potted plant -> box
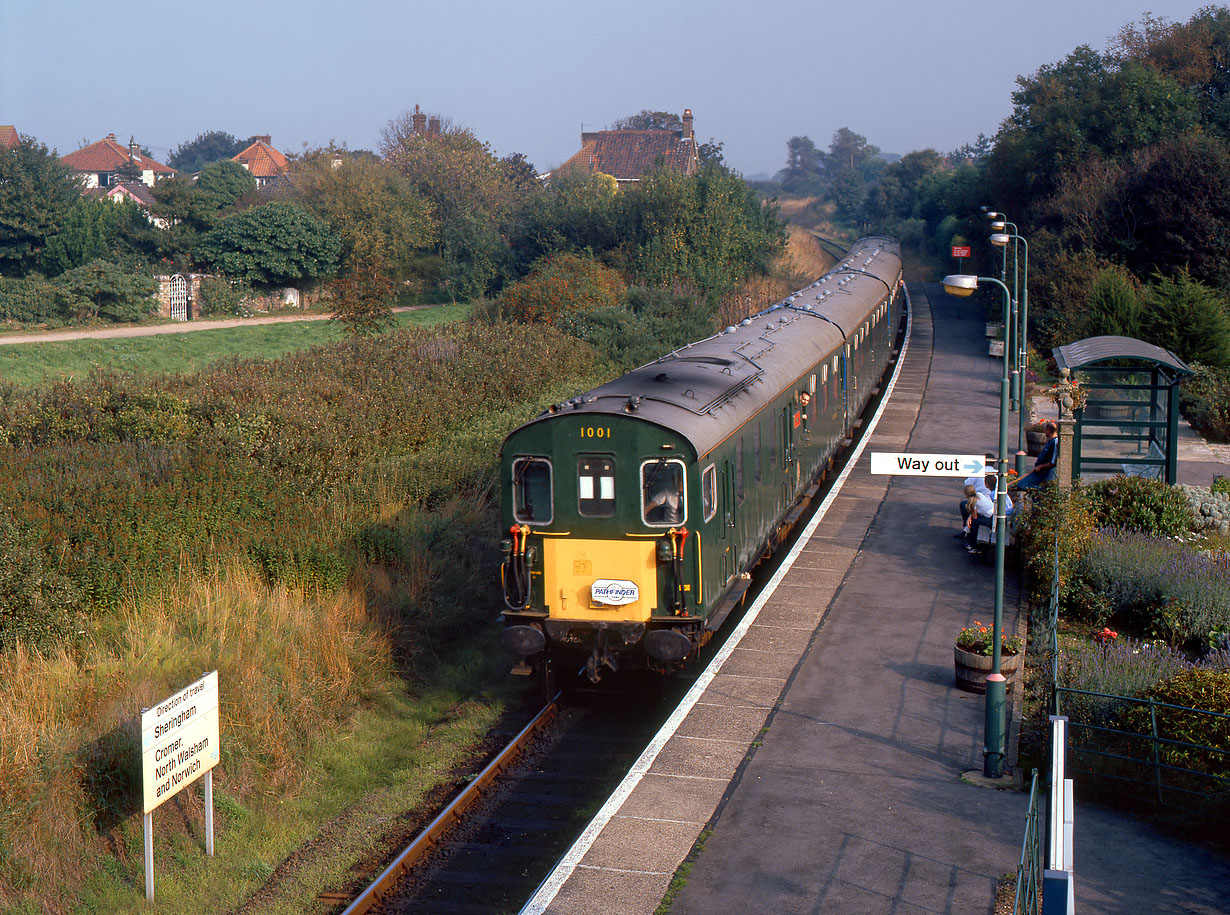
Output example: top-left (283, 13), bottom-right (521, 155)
top-left (954, 621), bottom-right (1024, 693)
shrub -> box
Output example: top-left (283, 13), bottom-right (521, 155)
top-left (1015, 483), bottom-right (1098, 605)
top-left (1118, 669), bottom-right (1230, 783)
top-left (565, 285), bottom-right (717, 370)
top-left (0, 275), bottom-right (79, 324)
top-left (0, 512), bottom-right (83, 653)
top-left (1075, 530), bottom-right (1230, 646)
top-left (498, 253), bottom-right (626, 326)
top-left (1141, 271), bottom-right (1230, 370)
top-left (1213, 475), bottom-right (1230, 497)
top-left (196, 275), bottom-right (251, 317)
top-left (1086, 475), bottom-right (1194, 535)
top-left (1181, 363), bottom-right (1230, 443)
top-left (54, 260), bottom-right (157, 323)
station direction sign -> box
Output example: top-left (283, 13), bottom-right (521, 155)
top-left (870, 452), bottom-right (989, 477)
top-left (141, 671), bottom-right (220, 815)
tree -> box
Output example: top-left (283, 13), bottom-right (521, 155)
top-left (194, 159), bottom-right (258, 213)
top-left (291, 149), bottom-right (436, 282)
top-left (167, 130), bottom-right (246, 174)
top-left (331, 262), bottom-right (397, 336)
top-left (610, 110), bottom-right (682, 131)
top-left (197, 202), bottom-right (341, 287)
top-left (39, 196), bottom-right (157, 276)
top-left (1141, 271), bottom-right (1230, 369)
top-left (381, 111), bottom-right (522, 298)
top-left (0, 137), bottom-right (84, 275)
top-left (780, 136), bottom-right (825, 194)
top-left (825, 127), bottom-right (880, 177)
top-left (1083, 266), bottom-right (1142, 339)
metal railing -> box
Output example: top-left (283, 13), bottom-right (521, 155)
top-left (1054, 687), bottom-right (1230, 809)
top-left (1013, 769), bottom-right (1043, 915)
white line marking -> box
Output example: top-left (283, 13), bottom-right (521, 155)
top-left (519, 287), bottom-right (915, 915)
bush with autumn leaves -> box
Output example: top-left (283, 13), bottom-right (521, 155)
top-left (498, 253), bottom-right (626, 326)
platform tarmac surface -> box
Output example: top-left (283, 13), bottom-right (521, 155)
top-left (524, 282), bottom-right (1230, 915)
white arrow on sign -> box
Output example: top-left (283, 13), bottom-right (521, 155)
top-left (870, 452), bottom-right (993, 477)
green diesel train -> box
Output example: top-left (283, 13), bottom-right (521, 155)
top-left (500, 237), bottom-right (903, 683)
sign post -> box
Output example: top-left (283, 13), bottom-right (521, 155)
top-left (140, 671), bottom-right (220, 902)
top-left (869, 452), bottom-right (989, 477)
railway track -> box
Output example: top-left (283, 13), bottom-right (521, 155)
top-left (335, 301), bottom-right (910, 915)
top-left (340, 677), bottom-right (690, 915)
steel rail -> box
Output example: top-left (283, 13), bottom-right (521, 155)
top-left (338, 694), bottom-right (561, 914)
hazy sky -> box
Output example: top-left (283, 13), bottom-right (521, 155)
top-left (0, 1), bottom-right (1215, 177)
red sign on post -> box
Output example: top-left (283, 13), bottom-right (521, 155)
top-left (951, 246), bottom-right (971, 258)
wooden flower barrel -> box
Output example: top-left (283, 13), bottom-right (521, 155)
top-left (954, 646), bottom-right (1021, 694)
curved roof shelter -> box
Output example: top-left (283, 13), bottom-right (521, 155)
top-left (1051, 335), bottom-right (1192, 484)
top-left (1054, 335), bottom-right (1192, 376)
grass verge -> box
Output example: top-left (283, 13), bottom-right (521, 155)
top-left (0, 304), bottom-right (469, 388)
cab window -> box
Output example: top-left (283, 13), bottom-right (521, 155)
top-left (701, 464), bottom-right (717, 522)
top-left (578, 457), bottom-right (616, 517)
top-left (641, 459), bottom-right (686, 525)
top-left (512, 457), bottom-right (552, 524)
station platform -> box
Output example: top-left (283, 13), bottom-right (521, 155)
top-left (522, 282), bottom-right (1230, 915)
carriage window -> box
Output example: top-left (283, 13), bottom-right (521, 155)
top-left (822, 364), bottom-right (828, 384)
top-left (832, 355), bottom-right (839, 374)
top-left (578, 457), bottom-right (616, 517)
top-left (512, 458), bottom-right (552, 524)
top-left (701, 464), bottom-right (716, 522)
top-left (642, 459), bottom-right (686, 525)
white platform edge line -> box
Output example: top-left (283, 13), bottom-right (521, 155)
top-left (518, 285), bottom-right (915, 915)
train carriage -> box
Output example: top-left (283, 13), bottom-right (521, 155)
top-left (500, 238), bottom-right (903, 682)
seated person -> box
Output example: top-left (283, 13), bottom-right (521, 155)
top-left (958, 471), bottom-right (1011, 534)
top-left (1010, 422), bottom-right (1058, 491)
top-left (962, 484), bottom-right (994, 554)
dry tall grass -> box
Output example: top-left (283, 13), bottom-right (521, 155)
top-left (0, 561), bottom-right (393, 911)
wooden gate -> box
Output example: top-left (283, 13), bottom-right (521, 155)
top-left (169, 274), bottom-right (188, 321)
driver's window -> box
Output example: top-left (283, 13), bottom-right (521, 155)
top-left (642, 460), bottom-right (686, 525)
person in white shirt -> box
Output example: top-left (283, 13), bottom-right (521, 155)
top-left (962, 484), bottom-right (994, 554)
top-left (957, 472), bottom-right (1011, 536)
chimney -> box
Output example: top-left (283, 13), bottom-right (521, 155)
top-left (428, 117), bottom-right (441, 135)
top-left (129, 136), bottom-right (140, 160)
top-left (254, 135), bottom-right (272, 146)
top-left (412, 104), bottom-right (427, 135)
top-left (682, 109), bottom-right (693, 142)
top-left (106, 132), bottom-right (117, 142)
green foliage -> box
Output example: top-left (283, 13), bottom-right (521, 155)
top-left (610, 110), bottom-right (683, 131)
top-left (1121, 669), bottom-right (1230, 781)
top-left (195, 276), bottom-right (251, 317)
top-left (628, 163), bottom-right (785, 299)
top-left (0, 512), bottom-right (83, 653)
top-left (0, 275), bottom-right (78, 324)
top-left (291, 150), bottom-right (437, 282)
top-left (1180, 364), bottom-right (1230, 442)
top-left (1086, 475), bottom-right (1195, 535)
top-left (1213, 476), bottom-right (1230, 497)
top-left (1015, 483), bottom-right (1098, 606)
top-left (1141, 271), bottom-right (1230, 370)
top-left (331, 263), bottom-right (397, 337)
top-left (197, 202), bottom-right (341, 287)
top-left (563, 285), bottom-right (717, 370)
top-left (194, 159), bottom-right (257, 212)
top-left (0, 137), bottom-right (85, 276)
top-left (498, 253), bottom-right (625, 325)
top-left (54, 260), bottom-right (157, 322)
top-left (1084, 266), bottom-right (1142, 338)
top-left (167, 130), bottom-right (246, 174)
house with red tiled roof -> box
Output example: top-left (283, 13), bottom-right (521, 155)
top-left (0, 125), bottom-right (19, 150)
top-left (553, 108), bottom-right (700, 186)
top-left (232, 135), bottom-right (289, 187)
top-left (82, 180), bottom-right (171, 229)
top-left (61, 134), bottom-right (176, 188)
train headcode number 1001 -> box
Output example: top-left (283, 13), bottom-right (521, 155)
top-left (580, 427), bottom-right (611, 439)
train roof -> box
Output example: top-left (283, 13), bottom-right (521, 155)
top-left (506, 237), bottom-right (901, 460)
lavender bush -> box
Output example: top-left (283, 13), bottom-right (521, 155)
top-left (1074, 530), bottom-right (1230, 646)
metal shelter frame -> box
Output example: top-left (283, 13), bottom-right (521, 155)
top-left (1053, 336), bottom-right (1192, 484)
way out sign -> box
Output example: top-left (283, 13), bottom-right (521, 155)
top-left (140, 671), bottom-right (220, 901)
top-left (870, 452), bottom-right (988, 477)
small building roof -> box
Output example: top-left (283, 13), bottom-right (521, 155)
top-left (0, 125), bottom-right (18, 150)
top-left (232, 137), bottom-right (288, 178)
top-left (1053, 335), bottom-right (1192, 376)
top-left (84, 180), bottom-right (157, 207)
top-left (61, 134), bottom-right (176, 177)
top-left (554, 110), bottom-right (699, 183)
